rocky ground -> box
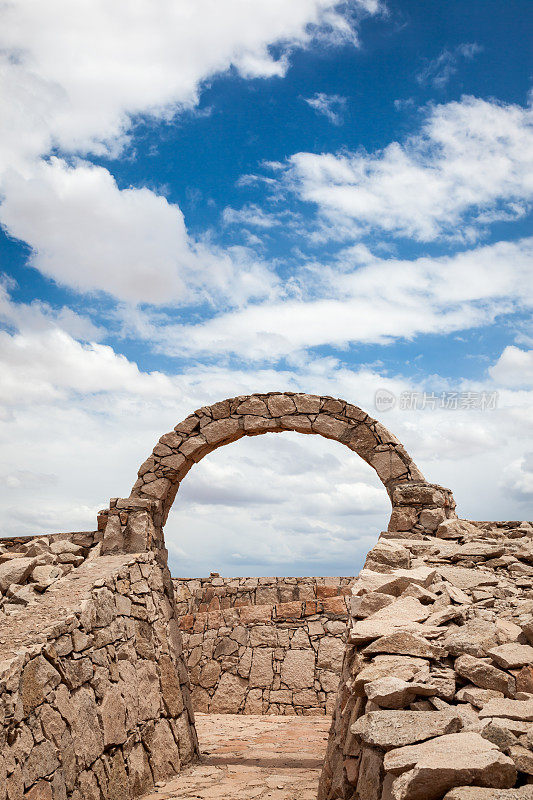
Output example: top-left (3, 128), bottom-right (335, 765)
top-left (138, 714), bottom-right (330, 800)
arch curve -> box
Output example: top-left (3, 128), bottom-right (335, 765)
top-left (99, 393), bottom-right (456, 557)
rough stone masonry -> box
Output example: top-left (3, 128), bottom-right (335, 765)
top-left (0, 393), bottom-right (531, 800)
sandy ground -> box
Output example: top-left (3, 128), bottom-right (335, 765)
top-left (140, 714), bottom-right (330, 800)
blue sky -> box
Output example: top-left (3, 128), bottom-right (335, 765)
top-left (0, 0), bottom-right (532, 577)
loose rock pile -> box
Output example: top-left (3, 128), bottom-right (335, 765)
top-left (319, 518), bottom-right (533, 800)
top-left (0, 533), bottom-right (100, 616)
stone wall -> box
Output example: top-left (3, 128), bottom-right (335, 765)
top-left (173, 575), bottom-right (354, 615)
top-left (0, 548), bottom-right (198, 800)
top-left (175, 577), bottom-right (352, 716)
top-left (319, 515), bottom-right (533, 800)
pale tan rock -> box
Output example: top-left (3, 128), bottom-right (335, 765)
top-left (456, 686), bottom-right (504, 708)
top-left (317, 637), bottom-right (345, 671)
top-left (365, 540), bottom-right (411, 572)
top-left (267, 394), bottom-right (296, 417)
top-left (365, 677), bottom-right (416, 709)
top-left (508, 744), bottom-right (533, 775)
top-left (202, 418), bottom-right (242, 445)
top-left (387, 732), bottom-right (517, 800)
top-left (20, 655), bottom-right (61, 715)
top-left (99, 685), bottom-right (127, 747)
top-left (488, 642), bottom-right (533, 669)
top-left (210, 673), bottom-right (247, 713)
top-left (455, 654), bottom-right (514, 696)
top-left (349, 597), bottom-right (431, 644)
top-left (479, 697), bottom-right (533, 721)
top-left (30, 564), bottom-right (62, 591)
top-left (145, 718), bottom-right (181, 781)
top-left (351, 710), bottom-right (462, 749)
top-left (438, 566), bottom-right (497, 589)
top-left (363, 631), bottom-right (441, 659)
top-left (351, 592), bottom-right (394, 618)
top-left (442, 619), bottom-right (498, 658)
top-left (0, 556), bottom-right (36, 591)
top-left (443, 788), bottom-right (533, 799)
top-left (312, 414), bottom-right (351, 440)
top-left (250, 649), bottom-right (274, 687)
top-left (235, 396), bottom-right (269, 415)
top-left (281, 649), bottom-right (316, 689)
top-left (294, 393), bottom-right (321, 413)
top-left (354, 656), bottom-right (430, 692)
top-left (140, 476), bottom-right (171, 499)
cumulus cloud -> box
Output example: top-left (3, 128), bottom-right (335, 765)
top-left (0, 0), bottom-right (375, 168)
top-left (134, 237), bottom-right (533, 360)
top-left (0, 158), bottom-right (276, 304)
top-left (0, 299), bottom-right (531, 570)
top-left (285, 96), bottom-right (533, 241)
top-left (489, 346), bottom-right (533, 388)
top-left (0, 0), bottom-right (379, 303)
top-left (305, 92), bottom-right (347, 124)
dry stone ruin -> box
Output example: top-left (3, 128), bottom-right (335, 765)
top-left (0, 392), bottom-right (532, 800)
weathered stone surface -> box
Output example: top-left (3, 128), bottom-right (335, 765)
top-left (443, 788), bottom-right (533, 800)
top-left (351, 710), bottom-right (462, 749)
top-left (442, 619), bottom-right (499, 658)
top-left (479, 697), bottom-right (533, 721)
top-left (455, 654), bottom-right (514, 695)
top-left (385, 732), bottom-right (516, 800)
top-left (210, 673), bottom-right (247, 713)
top-left (0, 557), bottom-right (36, 592)
top-left (349, 597), bottom-right (431, 643)
top-left (363, 631), bottom-right (440, 659)
top-left (20, 655), bottom-right (61, 715)
top-left (353, 656), bottom-right (429, 692)
top-left (365, 677), bottom-right (416, 709)
top-left (281, 649), bottom-right (316, 689)
top-left (488, 642), bottom-right (533, 669)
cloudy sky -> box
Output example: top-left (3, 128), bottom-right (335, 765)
top-left (0, 0), bottom-right (532, 577)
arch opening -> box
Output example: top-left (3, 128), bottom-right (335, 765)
top-left (97, 392), bottom-right (456, 559)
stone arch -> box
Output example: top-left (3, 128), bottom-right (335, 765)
top-left (99, 393), bottom-right (456, 557)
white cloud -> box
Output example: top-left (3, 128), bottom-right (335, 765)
top-left (489, 346), bottom-right (533, 387)
top-left (0, 293), bottom-right (531, 570)
top-left (286, 95), bottom-right (533, 241)
top-left (0, 158), bottom-right (276, 305)
top-left (135, 237), bottom-right (533, 360)
top-left (0, 0), bottom-right (379, 304)
top-left (0, 0), bottom-right (376, 168)
top-left (416, 43), bottom-right (482, 89)
top-left (305, 92), bottom-right (347, 124)
top-left (503, 454), bottom-right (533, 502)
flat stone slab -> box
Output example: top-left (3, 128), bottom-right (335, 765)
top-left (351, 710), bottom-right (462, 749)
top-left (385, 731), bottom-right (516, 800)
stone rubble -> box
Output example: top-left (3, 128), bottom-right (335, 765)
top-left (319, 516), bottom-right (533, 800)
top-left (0, 532), bottom-right (101, 617)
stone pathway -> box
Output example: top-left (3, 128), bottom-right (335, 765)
top-left (140, 714), bottom-right (330, 800)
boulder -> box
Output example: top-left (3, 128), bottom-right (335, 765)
top-left (385, 732), bottom-right (516, 800)
top-left (351, 710), bottom-right (462, 749)
top-left (455, 654), bottom-right (514, 696)
top-left (0, 557), bottom-right (37, 592)
top-left (488, 643), bottom-right (533, 670)
top-left (479, 697), bottom-right (533, 721)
